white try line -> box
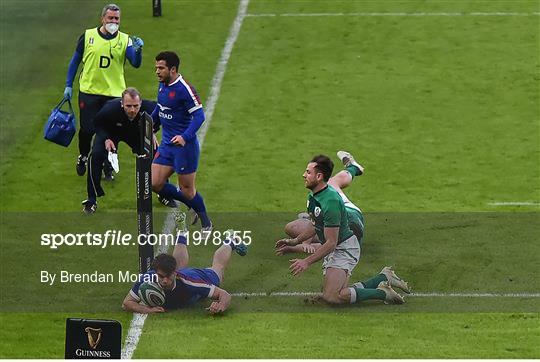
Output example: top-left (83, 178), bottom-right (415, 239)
top-left (120, 0), bottom-right (250, 359)
top-left (231, 291), bottom-right (540, 298)
top-left (198, 0), bottom-right (249, 146)
top-left (246, 12), bottom-right (540, 17)
top-left (121, 212), bottom-right (176, 359)
top-left (488, 202), bottom-right (540, 206)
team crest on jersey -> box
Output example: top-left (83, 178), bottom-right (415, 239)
top-left (168, 91), bottom-right (176, 99)
top-left (314, 207), bottom-right (321, 217)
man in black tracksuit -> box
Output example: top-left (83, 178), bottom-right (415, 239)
top-left (82, 87), bottom-right (158, 214)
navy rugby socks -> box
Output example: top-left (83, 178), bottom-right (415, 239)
top-left (158, 184), bottom-right (211, 228)
top-left (190, 192), bottom-right (211, 228)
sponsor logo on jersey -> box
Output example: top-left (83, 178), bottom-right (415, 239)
top-left (314, 207), bottom-right (321, 217)
top-left (157, 103), bottom-right (173, 119)
top-left (157, 104), bottom-right (171, 112)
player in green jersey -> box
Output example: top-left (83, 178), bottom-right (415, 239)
top-left (276, 150), bottom-right (365, 256)
top-left (287, 155), bottom-right (410, 305)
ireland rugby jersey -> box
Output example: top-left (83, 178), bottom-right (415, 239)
top-left (307, 185), bottom-right (354, 244)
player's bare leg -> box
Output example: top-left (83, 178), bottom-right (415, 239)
top-left (328, 170), bottom-right (353, 192)
top-left (210, 244), bottom-right (232, 283)
top-left (211, 231), bottom-right (248, 283)
top-left (277, 218), bottom-right (321, 255)
top-left (330, 150), bottom-right (364, 201)
top-left (177, 172), bottom-right (197, 200)
top-left (285, 219), bottom-right (316, 241)
top-left (322, 268), bottom-right (350, 304)
top-left (152, 163), bottom-right (175, 192)
top-left (173, 244), bottom-right (189, 269)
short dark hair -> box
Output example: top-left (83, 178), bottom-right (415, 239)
top-left (155, 51), bottom-right (180, 71)
top-left (311, 154), bottom-right (334, 182)
top-left (122, 87), bottom-right (141, 100)
top-left (152, 253), bottom-right (176, 275)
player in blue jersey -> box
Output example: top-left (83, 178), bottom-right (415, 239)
top-left (150, 51), bottom-right (212, 230)
top-left (122, 232), bottom-right (248, 314)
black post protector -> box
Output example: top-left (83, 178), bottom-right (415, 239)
top-left (65, 318), bottom-right (121, 359)
top-left (136, 112), bottom-right (154, 273)
top-left (152, 0), bottom-right (162, 17)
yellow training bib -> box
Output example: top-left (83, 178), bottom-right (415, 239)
top-left (79, 28), bottom-right (129, 97)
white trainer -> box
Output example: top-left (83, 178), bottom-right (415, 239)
top-left (174, 210), bottom-right (187, 233)
top-left (377, 281), bottom-right (405, 304)
top-left (380, 266), bottom-right (411, 294)
top-left (337, 150), bottom-right (364, 175)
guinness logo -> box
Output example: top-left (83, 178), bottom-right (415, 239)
top-left (65, 318), bottom-right (121, 358)
top-left (84, 327), bottom-right (102, 349)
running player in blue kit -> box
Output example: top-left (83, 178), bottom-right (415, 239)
top-left (150, 51), bottom-right (212, 230)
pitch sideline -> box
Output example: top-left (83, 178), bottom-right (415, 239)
top-left (121, 0), bottom-right (250, 358)
top-left (246, 12), bottom-right (540, 17)
top-left (230, 291), bottom-right (540, 298)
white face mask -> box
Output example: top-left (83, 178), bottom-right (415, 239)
top-left (105, 23), bottom-right (119, 34)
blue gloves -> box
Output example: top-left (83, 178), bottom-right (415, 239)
top-left (130, 36), bottom-right (144, 52)
top-left (63, 86), bottom-right (72, 100)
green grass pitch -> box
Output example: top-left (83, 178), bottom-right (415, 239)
top-left (0, 0), bottom-right (539, 358)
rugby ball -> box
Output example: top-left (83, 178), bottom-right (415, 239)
top-left (138, 282), bottom-right (165, 307)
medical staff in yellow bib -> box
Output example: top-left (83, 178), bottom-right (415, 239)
top-left (62, 3), bottom-right (144, 179)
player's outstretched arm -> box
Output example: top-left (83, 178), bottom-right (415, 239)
top-left (304, 227), bottom-right (338, 265)
top-left (122, 292), bottom-right (164, 314)
top-left (206, 287), bottom-right (231, 315)
top-left (275, 226), bottom-right (316, 249)
top-left (290, 227), bottom-right (338, 276)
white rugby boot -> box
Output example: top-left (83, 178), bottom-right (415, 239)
top-left (380, 266), bottom-right (411, 294)
top-left (337, 150), bottom-right (364, 175)
top-left (377, 281), bottom-right (405, 304)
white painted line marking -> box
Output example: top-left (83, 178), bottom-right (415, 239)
top-left (246, 12), bottom-right (540, 17)
top-left (198, 0), bottom-right (249, 147)
top-left (232, 291), bottom-right (540, 298)
top-left (488, 202), bottom-right (540, 206)
top-left (121, 211), bottom-right (177, 360)
top-left (121, 0), bottom-right (250, 358)
top-left (120, 313), bottom-right (147, 359)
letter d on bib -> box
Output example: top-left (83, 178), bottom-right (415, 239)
top-left (99, 56), bottom-right (111, 68)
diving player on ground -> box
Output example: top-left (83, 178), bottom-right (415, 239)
top-left (122, 232), bottom-right (247, 314)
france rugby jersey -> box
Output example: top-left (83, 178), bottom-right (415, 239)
top-left (153, 75), bottom-right (203, 146)
top-left (130, 268), bottom-right (217, 309)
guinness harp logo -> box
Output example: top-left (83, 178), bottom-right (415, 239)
top-left (84, 327), bottom-right (102, 349)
